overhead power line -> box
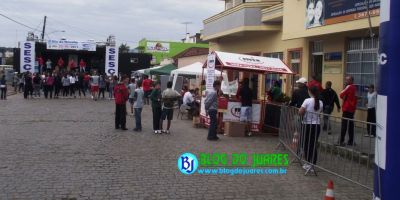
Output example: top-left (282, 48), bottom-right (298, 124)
top-left (0, 12), bottom-right (36, 30)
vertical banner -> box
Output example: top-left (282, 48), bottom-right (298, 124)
top-left (20, 41), bottom-right (35, 73)
top-left (206, 53), bottom-right (216, 90)
top-left (105, 46), bottom-right (119, 76)
top-left (374, 0), bottom-right (400, 199)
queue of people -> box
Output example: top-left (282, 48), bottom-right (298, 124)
top-left (15, 71), bottom-right (118, 101)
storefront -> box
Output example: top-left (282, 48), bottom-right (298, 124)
top-left (200, 51), bottom-right (293, 133)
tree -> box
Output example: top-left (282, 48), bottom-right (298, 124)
top-left (119, 43), bottom-right (130, 53)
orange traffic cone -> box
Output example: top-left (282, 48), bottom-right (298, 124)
top-left (324, 180), bottom-right (335, 200)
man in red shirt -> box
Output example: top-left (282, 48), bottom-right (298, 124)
top-left (338, 76), bottom-right (357, 146)
top-left (114, 75), bottom-right (129, 130)
top-left (142, 75), bottom-right (153, 105)
top-left (57, 57), bottom-right (65, 72)
top-left (307, 75), bottom-right (323, 92)
top-left (37, 56), bottom-right (44, 74)
top-left (68, 59), bottom-right (77, 72)
top-left (79, 59), bottom-right (86, 72)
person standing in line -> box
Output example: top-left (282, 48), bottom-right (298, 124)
top-left (236, 78), bottom-right (254, 136)
top-left (338, 76), bottom-right (357, 146)
top-left (114, 76), bottom-right (129, 130)
top-left (128, 79), bottom-right (136, 115)
top-left (44, 73), bottom-right (54, 99)
top-left (69, 73), bottom-right (77, 98)
top-left (33, 73), bottom-right (42, 98)
top-left (299, 86), bottom-right (323, 172)
top-left (76, 73), bottom-right (86, 98)
top-left (365, 84), bottom-right (377, 138)
top-left (24, 72), bottom-right (33, 99)
top-left (308, 75), bottom-right (324, 93)
top-left (54, 73), bottom-right (62, 99)
top-left (205, 80), bottom-right (221, 141)
top-left (0, 75), bottom-right (7, 100)
top-left (68, 59), bottom-right (77, 72)
top-left (108, 75), bottom-right (116, 100)
top-left (160, 81), bottom-right (181, 134)
top-left (321, 81), bottom-right (341, 134)
top-left (150, 82), bottom-right (162, 134)
top-left (62, 74), bottom-right (70, 98)
top-left (83, 73), bottom-right (90, 93)
top-left (90, 72), bottom-right (100, 101)
top-left (98, 75), bottom-right (106, 99)
top-left (289, 77), bottom-right (310, 108)
top-left (133, 81), bottom-right (144, 132)
top-left (142, 75), bottom-right (153, 105)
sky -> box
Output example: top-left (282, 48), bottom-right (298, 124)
top-left (0, 0), bottom-right (224, 48)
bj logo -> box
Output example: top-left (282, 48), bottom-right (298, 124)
top-left (177, 153), bottom-right (198, 175)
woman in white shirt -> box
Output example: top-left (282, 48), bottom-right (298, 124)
top-left (299, 86), bottom-right (323, 172)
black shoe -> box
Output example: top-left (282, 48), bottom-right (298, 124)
top-left (335, 142), bottom-right (346, 147)
top-left (121, 128), bottom-right (128, 131)
top-left (133, 128), bottom-right (142, 132)
top-left (347, 142), bottom-right (356, 146)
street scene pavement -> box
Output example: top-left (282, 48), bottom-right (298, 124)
top-left (0, 94), bottom-right (372, 200)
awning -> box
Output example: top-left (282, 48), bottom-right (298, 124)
top-left (170, 62), bottom-right (224, 77)
top-left (142, 65), bottom-right (162, 75)
top-left (149, 64), bottom-right (177, 76)
top-left (205, 51), bottom-right (293, 74)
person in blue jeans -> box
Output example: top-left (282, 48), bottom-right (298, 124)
top-left (133, 81), bottom-right (144, 132)
top-left (204, 80), bottom-right (221, 141)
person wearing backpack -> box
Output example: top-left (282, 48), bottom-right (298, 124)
top-left (114, 76), bottom-right (129, 130)
top-left (160, 81), bottom-right (181, 134)
top-left (321, 81), bottom-right (341, 134)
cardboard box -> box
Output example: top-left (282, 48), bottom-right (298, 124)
top-left (224, 122), bottom-right (246, 137)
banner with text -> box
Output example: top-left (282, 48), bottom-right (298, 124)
top-left (47, 40), bottom-right (96, 51)
top-left (20, 41), bottom-right (35, 73)
top-left (306, 0), bottom-right (380, 29)
top-left (146, 42), bottom-right (170, 53)
top-left (206, 53), bottom-right (216, 90)
top-left (105, 46), bottom-right (119, 76)
top-left (223, 102), bottom-right (261, 124)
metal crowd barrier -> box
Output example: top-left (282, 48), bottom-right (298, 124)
top-left (277, 105), bottom-right (376, 190)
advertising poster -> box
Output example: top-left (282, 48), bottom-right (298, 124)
top-left (306, 0), bottom-right (380, 29)
top-left (146, 42), bottom-right (170, 53)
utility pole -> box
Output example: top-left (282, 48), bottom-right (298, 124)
top-left (181, 22), bottom-right (192, 34)
top-left (41, 16), bottom-right (47, 42)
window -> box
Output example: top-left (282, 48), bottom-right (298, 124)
top-left (264, 52), bottom-right (284, 92)
top-left (288, 49), bottom-right (302, 89)
top-left (346, 37), bottom-right (378, 108)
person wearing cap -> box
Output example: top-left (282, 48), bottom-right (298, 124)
top-left (289, 77), bottom-right (310, 108)
top-left (308, 75), bottom-right (324, 93)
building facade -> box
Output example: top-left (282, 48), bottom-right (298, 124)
top-left (202, 0), bottom-right (380, 119)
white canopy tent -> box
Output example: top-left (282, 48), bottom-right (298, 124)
top-left (171, 62), bottom-right (226, 89)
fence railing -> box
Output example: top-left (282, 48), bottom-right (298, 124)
top-left (277, 105), bottom-right (376, 190)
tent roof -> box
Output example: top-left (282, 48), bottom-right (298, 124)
top-left (149, 64), bottom-right (177, 76)
top-left (205, 51), bottom-right (293, 74)
top-left (171, 62), bottom-right (224, 77)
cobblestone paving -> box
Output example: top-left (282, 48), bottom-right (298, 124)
top-left (0, 94), bottom-right (373, 199)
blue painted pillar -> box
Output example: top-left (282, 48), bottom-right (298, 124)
top-left (374, 0), bottom-right (400, 199)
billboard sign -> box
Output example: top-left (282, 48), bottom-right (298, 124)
top-left (146, 42), bottom-right (170, 53)
top-left (306, 0), bottom-right (380, 29)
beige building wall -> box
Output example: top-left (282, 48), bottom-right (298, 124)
top-left (177, 55), bottom-right (208, 68)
